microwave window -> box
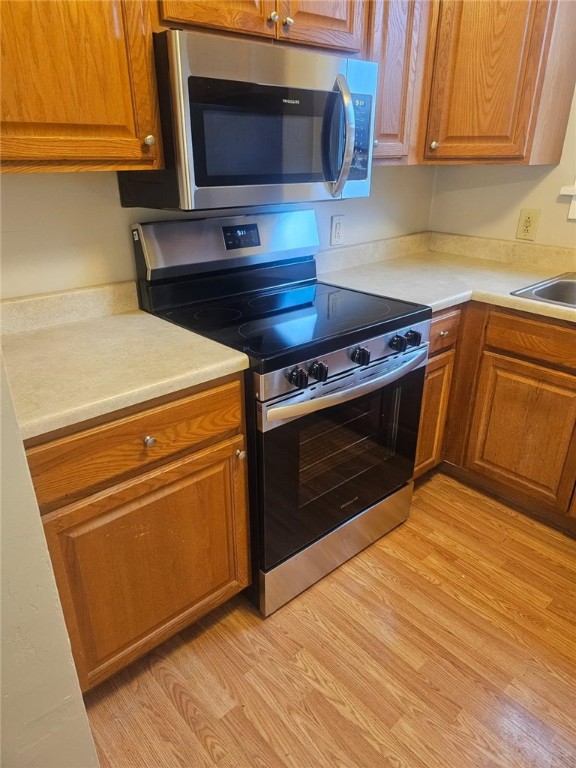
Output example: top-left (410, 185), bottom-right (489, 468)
top-left (201, 111), bottom-right (326, 181)
top-left (188, 78), bottom-right (344, 187)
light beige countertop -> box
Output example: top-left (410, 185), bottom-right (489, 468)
top-left (318, 239), bottom-right (576, 324)
top-left (2, 233), bottom-right (574, 441)
top-left (1, 310), bottom-right (249, 441)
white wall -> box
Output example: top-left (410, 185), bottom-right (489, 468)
top-left (0, 362), bottom-right (99, 768)
top-left (0, 165), bottom-right (435, 300)
top-left (430, 90), bottom-right (576, 249)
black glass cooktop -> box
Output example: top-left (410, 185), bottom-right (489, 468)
top-left (160, 281), bottom-right (430, 370)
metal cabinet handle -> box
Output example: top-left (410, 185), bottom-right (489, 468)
top-left (430, 140), bottom-right (440, 150)
top-left (373, 139), bottom-right (379, 148)
top-left (283, 16), bottom-right (294, 26)
top-left (235, 449), bottom-right (247, 460)
top-left (268, 11), bottom-right (279, 22)
top-left (143, 435), bottom-right (157, 448)
top-left (439, 330), bottom-right (449, 338)
top-left (143, 134), bottom-right (156, 147)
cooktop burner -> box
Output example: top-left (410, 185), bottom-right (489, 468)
top-left (160, 281), bottom-right (425, 367)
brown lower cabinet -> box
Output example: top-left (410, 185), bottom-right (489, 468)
top-left (465, 351), bottom-right (576, 514)
top-left (29, 376), bottom-right (250, 691)
top-left (443, 303), bottom-right (576, 535)
top-left (414, 306), bottom-right (460, 477)
top-left (414, 349), bottom-right (454, 478)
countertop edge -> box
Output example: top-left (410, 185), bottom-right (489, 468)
top-left (14, 358), bottom-right (249, 442)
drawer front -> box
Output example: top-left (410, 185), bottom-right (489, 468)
top-left (429, 308), bottom-right (461, 356)
top-left (486, 310), bottom-right (576, 371)
top-left (27, 380), bottom-right (242, 511)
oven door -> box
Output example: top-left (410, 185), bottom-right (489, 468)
top-left (257, 366), bottom-right (425, 571)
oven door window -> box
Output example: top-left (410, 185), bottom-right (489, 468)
top-left (259, 367), bottom-right (425, 570)
top-left (188, 76), bottom-right (344, 186)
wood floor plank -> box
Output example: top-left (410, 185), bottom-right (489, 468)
top-left (420, 654), bottom-right (567, 767)
top-left (85, 473), bottom-right (576, 767)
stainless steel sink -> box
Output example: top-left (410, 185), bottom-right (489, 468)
top-left (511, 273), bottom-right (576, 308)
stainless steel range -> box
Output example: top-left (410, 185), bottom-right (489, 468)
top-left (132, 210), bottom-right (431, 615)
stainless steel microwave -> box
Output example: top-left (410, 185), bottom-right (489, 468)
top-left (118, 30), bottom-right (378, 211)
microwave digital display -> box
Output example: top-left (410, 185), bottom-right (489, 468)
top-left (222, 223), bottom-right (261, 250)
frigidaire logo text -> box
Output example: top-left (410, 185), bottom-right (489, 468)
top-left (283, 98), bottom-right (300, 104)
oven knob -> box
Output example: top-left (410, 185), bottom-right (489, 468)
top-left (389, 334), bottom-right (408, 352)
top-left (309, 361), bottom-right (329, 382)
top-left (351, 346), bottom-right (371, 366)
top-left (288, 366), bottom-right (309, 389)
top-left (405, 330), bottom-right (422, 347)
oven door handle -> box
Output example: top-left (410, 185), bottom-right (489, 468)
top-left (266, 347), bottom-right (428, 423)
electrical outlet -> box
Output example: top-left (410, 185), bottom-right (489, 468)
top-left (516, 208), bottom-right (541, 241)
top-left (330, 215), bottom-right (344, 246)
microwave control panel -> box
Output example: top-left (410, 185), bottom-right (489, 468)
top-left (349, 94), bottom-right (372, 181)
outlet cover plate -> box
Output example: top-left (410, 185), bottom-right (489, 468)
top-left (330, 215), bottom-right (344, 246)
top-left (516, 208), bottom-right (541, 241)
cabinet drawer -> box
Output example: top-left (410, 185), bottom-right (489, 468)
top-left (485, 310), bottom-right (576, 371)
top-left (428, 308), bottom-right (461, 356)
top-left (27, 380), bottom-right (242, 512)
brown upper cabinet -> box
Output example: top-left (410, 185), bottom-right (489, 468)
top-left (0, 0), bottom-right (162, 172)
top-left (369, 0), bottom-right (430, 162)
top-left (419, 0), bottom-right (576, 164)
top-left (158, 0), bottom-right (367, 53)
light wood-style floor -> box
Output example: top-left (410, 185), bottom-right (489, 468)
top-left (85, 473), bottom-right (576, 767)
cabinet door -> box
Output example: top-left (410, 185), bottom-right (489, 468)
top-left (43, 435), bottom-right (249, 691)
top-left (159, 0), bottom-right (277, 38)
top-left (370, 0), bottom-right (427, 160)
top-left (466, 352), bottom-right (576, 513)
top-left (423, 0), bottom-right (554, 161)
top-left (414, 349), bottom-right (455, 478)
top-left (278, 0), bottom-right (367, 52)
top-left (0, 0), bottom-right (161, 171)
top-left (569, 488), bottom-right (576, 518)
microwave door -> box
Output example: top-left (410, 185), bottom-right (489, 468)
top-left (322, 75), bottom-right (356, 199)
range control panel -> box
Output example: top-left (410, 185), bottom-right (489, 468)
top-left (255, 318), bottom-right (431, 403)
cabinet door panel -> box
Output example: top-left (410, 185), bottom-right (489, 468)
top-left (0, 0), bottom-right (160, 169)
top-left (466, 352), bottom-right (576, 512)
top-left (424, 0), bottom-right (553, 160)
top-left (159, 0), bottom-right (276, 37)
top-left (371, 0), bottom-right (424, 159)
top-left (43, 436), bottom-right (249, 691)
top-left (414, 349), bottom-right (455, 478)
top-left (279, 0), bottom-right (366, 52)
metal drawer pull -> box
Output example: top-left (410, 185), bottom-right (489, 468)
top-left (283, 16), bottom-right (294, 26)
top-left (439, 330), bottom-right (449, 338)
top-left (235, 449), bottom-right (247, 460)
top-left (143, 435), bottom-right (157, 448)
top-left (268, 11), bottom-right (279, 22)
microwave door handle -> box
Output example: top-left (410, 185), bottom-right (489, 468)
top-left (329, 75), bottom-right (355, 198)
top-left (266, 347), bottom-right (428, 424)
